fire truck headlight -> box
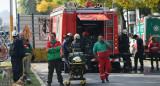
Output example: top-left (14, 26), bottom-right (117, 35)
top-left (115, 47), bottom-right (117, 49)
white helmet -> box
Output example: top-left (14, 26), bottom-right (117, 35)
top-left (73, 56), bottom-right (82, 63)
top-left (74, 34), bottom-right (80, 39)
top-left (12, 30), bottom-right (19, 36)
top-left (67, 33), bottom-right (72, 37)
top-left (122, 29), bottom-right (128, 34)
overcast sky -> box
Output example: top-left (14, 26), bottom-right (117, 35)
top-left (0, 0), bottom-right (19, 25)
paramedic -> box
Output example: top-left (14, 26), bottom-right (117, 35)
top-left (46, 33), bottom-right (64, 86)
top-left (148, 37), bottom-right (159, 70)
top-left (132, 34), bottom-right (144, 72)
top-left (93, 35), bottom-right (112, 83)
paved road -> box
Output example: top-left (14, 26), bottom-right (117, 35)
top-left (32, 61), bottom-right (160, 86)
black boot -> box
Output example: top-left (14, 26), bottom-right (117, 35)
top-left (106, 77), bottom-right (109, 82)
top-left (157, 67), bottom-right (159, 71)
top-left (60, 82), bottom-right (64, 86)
top-left (47, 83), bottom-right (51, 86)
top-left (138, 67), bottom-right (144, 71)
top-left (151, 66), bottom-right (154, 70)
top-left (132, 67), bottom-right (137, 71)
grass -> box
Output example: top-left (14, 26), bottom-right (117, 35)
top-left (0, 62), bottom-right (41, 86)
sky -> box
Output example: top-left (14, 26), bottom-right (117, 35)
top-left (0, 0), bottom-right (19, 25)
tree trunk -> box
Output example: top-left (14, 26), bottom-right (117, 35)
top-left (120, 8), bottom-right (126, 30)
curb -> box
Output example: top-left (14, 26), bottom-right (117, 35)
top-left (31, 66), bottom-right (46, 86)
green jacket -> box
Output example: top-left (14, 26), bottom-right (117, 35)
top-left (22, 38), bottom-right (32, 54)
top-left (46, 40), bottom-right (62, 61)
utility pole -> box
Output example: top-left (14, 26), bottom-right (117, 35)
top-left (10, 0), bottom-right (13, 41)
top-left (15, 0), bottom-right (18, 32)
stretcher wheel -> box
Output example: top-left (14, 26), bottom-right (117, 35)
top-left (82, 83), bottom-right (86, 86)
top-left (65, 81), bottom-right (70, 86)
top-left (81, 80), bottom-right (86, 86)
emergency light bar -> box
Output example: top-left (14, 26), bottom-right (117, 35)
top-left (76, 8), bottom-right (103, 10)
top-left (76, 10), bottom-right (103, 13)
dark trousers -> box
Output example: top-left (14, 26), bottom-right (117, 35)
top-left (47, 58), bottom-right (63, 84)
top-left (134, 51), bottom-right (144, 69)
top-left (150, 53), bottom-right (159, 68)
top-left (121, 53), bottom-right (132, 69)
top-left (63, 53), bottom-right (69, 70)
top-left (11, 60), bottom-right (23, 82)
top-left (86, 56), bottom-right (93, 70)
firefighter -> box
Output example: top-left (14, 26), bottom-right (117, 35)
top-left (148, 37), bottom-right (159, 70)
top-left (119, 29), bottom-right (132, 70)
top-left (93, 35), bottom-right (112, 83)
top-left (82, 31), bottom-right (93, 54)
top-left (132, 34), bottom-right (144, 72)
top-left (19, 32), bottom-right (35, 84)
top-left (82, 31), bottom-right (93, 71)
top-left (71, 34), bottom-right (83, 53)
top-left (46, 33), bottom-right (64, 86)
top-left (10, 30), bottom-right (25, 82)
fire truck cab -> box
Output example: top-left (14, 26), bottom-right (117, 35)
top-left (49, 2), bottom-right (120, 70)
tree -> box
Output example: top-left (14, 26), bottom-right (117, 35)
top-left (18, 0), bottom-right (50, 15)
top-left (35, 0), bottom-right (160, 29)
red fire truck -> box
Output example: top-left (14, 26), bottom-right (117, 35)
top-left (49, 2), bottom-right (120, 70)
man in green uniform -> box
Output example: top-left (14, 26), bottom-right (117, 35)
top-left (93, 35), bottom-right (112, 83)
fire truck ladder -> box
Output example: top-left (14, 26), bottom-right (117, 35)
top-left (105, 12), bottom-right (114, 56)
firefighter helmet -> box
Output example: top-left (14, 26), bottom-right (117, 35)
top-left (67, 33), bottom-right (73, 37)
top-left (83, 31), bottom-right (89, 36)
top-left (73, 56), bottom-right (82, 63)
top-left (12, 30), bottom-right (19, 37)
top-left (74, 34), bottom-right (80, 39)
top-left (122, 29), bottom-right (128, 34)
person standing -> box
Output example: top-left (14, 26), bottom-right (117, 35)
top-left (19, 32), bottom-right (35, 84)
top-left (82, 31), bottom-right (93, 54)
top-left (133, 35), bottom-right (145, 71)
top-left (93, 35), bottom-right (112, 83)
top-left (62, 35), bottom-right (71, 71)
top-left (46, 33), bottom-right (64, 86)
top-left (148, 37), bottom-right (159, 70)
top-left (119, 29), bottom-right (132, 70)
top-left (9, 30), bottom-right (25, 82)
top-left (82, 31), bottom-right (93, 71)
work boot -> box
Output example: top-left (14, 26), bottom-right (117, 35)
top-left (151, 67), bottom-right (154, 70)
top-left (47, 83), bottom-right (51, 86)
top-left (138, 67), bottom-right (144, 71)
top-left (132, 67), bottom-right (137, 71)
top-left (60, 82), bottom-right (64, 86)
top-left (157, 67), bottom-right (159, 71)
top-left (27, 81), bottom-right (32, 84)
top-left (106, 77), bottom-right (109, 82)
top-left (101, 79), bottom-right (105, 83)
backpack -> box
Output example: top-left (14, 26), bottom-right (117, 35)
top-left (9, 39), bottom-right (18, 56)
